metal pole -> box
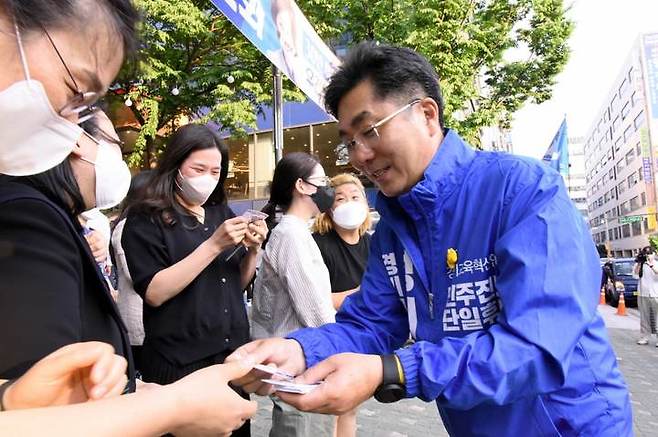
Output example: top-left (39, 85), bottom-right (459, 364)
top-left (605, 217), bottom-right (612, 258)
top-left (273, 66), bottom-right (284, 163)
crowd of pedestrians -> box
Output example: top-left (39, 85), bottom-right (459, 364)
top-left (0, 0), bottom-right (634, 436)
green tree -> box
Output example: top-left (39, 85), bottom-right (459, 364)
top-left (118, 0), bottom-right (572, 164)
top-left (115, 0), bottom-right (304, 167)
top-left (649, 235), bottom-right (658, 252)
top-left (297, 0), bottom-right (573, 146)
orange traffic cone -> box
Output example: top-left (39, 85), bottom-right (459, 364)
top-left (616, 292), bottom-right (627, 316)
top-left (599, 288), bottom-right (606, 305)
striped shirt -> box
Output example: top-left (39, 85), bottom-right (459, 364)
top-left (111, 218), bottom-right (145, 346)
top-left (251, 214), bottom-right (335, 339)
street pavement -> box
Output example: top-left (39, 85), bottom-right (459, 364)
top-left (250, 304), bottom-right (657, 436)
top-left (601, 305), bottom-right (658, 437)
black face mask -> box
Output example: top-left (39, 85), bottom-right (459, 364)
top-left (305, 181), bottom-right (335, 213)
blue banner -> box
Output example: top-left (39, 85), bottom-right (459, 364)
top-left (210, 0), bottom-right (340, 110)
top-left (542, 118), bottom-right (569, 176)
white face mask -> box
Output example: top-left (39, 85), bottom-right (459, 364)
top-left (176, 170), bottom-right (219, 205)
top-left (0, 22), bottom-right (83, 176)
top-left (332, 201), bottom-right (368, 230)
top-left (79, 141), bottom-right (132, 210)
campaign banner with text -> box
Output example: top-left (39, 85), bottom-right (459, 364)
top-left (210, 0), bottom-right (340, 110)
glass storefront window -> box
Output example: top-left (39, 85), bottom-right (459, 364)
top-left (282, 126), bottom-right (311, 154)
top-left (312, 122), bottom-right (374, 189)
top-left (225, 137), bottom-right (251, 200)
top-left (221, 120), bottom-right (377, 200)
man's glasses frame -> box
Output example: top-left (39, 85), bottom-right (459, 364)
top-left (337, 98), bottom-right (422, 156)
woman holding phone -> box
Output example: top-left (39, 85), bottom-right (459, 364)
top-left (121, 124), bottom-right (267, 436)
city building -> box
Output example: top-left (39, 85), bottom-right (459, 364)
top-left (566, 137), bottom-right (588, 219)
top-left (584, 33), bottom-right (658, 258)
top-left (479, 125), bottom-right (514, 153)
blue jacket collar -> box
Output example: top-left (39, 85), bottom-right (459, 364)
top-left (377, 129), bottom-right (477, 218)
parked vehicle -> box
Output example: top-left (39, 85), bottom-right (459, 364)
top-left (602, 258), bottom-right (638, 307)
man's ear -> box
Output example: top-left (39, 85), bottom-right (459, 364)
top-left (419, 98), bottom-right (441, 137)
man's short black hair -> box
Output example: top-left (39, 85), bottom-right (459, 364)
top-left (324, 41), bottom-right (445, 127)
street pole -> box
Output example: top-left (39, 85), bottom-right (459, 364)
top-left (272, 66), bottom-right (283, 163)
top-left (605, 217), bottom-right (612, 258)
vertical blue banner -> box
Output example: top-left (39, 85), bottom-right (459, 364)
top-left (210, 0), bottom-right (340, 110)
top-left (542, 118), bottom-right (569, 176)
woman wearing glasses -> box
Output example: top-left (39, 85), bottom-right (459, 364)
top-left (0, 1), bottom-right (259, 434)
top-left (251, 152), bottom-right (337, 437)
top-left (0, 0), bottom-right (137, 388)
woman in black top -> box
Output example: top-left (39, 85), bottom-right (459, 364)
top-left (313, 173), bottom-right (372, 309)
top-left (121, 125), bottom-right (266, 435)
top-left (0, 0), bottom-right (138, 389)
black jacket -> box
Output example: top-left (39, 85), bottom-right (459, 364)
top-left (0, 181), bottom-right (134, 388)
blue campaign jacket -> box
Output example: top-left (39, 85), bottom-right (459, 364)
top-left (289, 130), bottom-right (633, 436)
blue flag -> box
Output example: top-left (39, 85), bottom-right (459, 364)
top-left (542, 118), bottom-right (569, 176)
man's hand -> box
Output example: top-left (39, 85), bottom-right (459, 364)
top-left (276, 353), bottom-right (383, 415)
top-left (167, 360), bottom-right (258, 437)
top-left (225, 338), bottom-right (306, 395)
top-left (3, 342), bottom-right (128, 410)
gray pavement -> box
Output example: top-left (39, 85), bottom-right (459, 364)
top-left (599, 304), bottom-right (658, 437)
top-left (250, 304), bottom-right (657, 436)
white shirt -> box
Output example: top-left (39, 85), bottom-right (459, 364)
top-left (251, 214), bottom-right (336, 339)
top-left (638, 257), bottom-right (658, 298)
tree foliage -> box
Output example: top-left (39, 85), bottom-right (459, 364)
top-left (118, 0), bottom-right (572, 164)
top-left (115, 0), bottom-right (304, 166)
top-left (649, 235), bottom-right (658, 252)
top-left (297, 0), bottom-right (573, 146)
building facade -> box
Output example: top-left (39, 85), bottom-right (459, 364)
top-left (584, 33), bottom-right (658, 258)
top-left (566, 137), bottom-right (588, 219)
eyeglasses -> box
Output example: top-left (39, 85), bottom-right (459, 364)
top-left (337, 98), bottom-right (421, 155)
top-left (304, 175), bottom-right (331, 187)
top-left (41, 28), bottom-right (122, 146)
top-left (42, 27), bottom-right (100, 124)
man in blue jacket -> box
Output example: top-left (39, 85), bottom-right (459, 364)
top-left (230, 42), bottom-right (633, 436)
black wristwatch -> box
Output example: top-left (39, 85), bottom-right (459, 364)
top-left (373, 354), bottom-right (406, 403)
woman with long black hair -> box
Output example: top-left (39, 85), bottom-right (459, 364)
top-left (121, 123), bottom-right (267, 436)
top-left (251, 152), bottom-right (336, 437)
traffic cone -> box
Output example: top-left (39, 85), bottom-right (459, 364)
top-left (599, 287), bottom-right (606, 305)
top-left (616, 292), bottom-right (627, 316)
